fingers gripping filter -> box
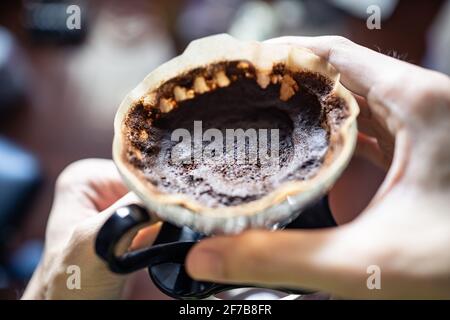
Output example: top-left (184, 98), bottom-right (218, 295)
top-left (114, 34), bottom-right (359, 235)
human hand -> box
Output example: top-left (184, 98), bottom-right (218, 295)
top-left (186, 36), bottom-right (450, 299)
top-left (22, 159), bottom-right (160, 299)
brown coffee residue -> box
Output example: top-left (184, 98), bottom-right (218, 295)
top-left (123, 61), bottom-right (348, 207)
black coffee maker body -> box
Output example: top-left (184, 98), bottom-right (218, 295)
top-left (95, 196), bottom-right (335, 299)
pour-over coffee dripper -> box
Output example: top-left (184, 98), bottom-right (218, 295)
top-left (95, 196), bottom-right (335, 299)
top-left (94, 34), bottom-right (359, 300)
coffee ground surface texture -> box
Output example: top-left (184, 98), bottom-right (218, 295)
top-left (113, 35), bottom-right (359, 234)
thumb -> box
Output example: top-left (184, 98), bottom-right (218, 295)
top-left (186, 227), bottom-right (377, 297)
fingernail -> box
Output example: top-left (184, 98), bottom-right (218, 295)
top-left (187, 248), bottom-right (224, 280)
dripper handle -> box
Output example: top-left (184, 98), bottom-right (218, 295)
top-left (95, 204), bottom-right (176, 274)
top-left (94, 205), bottom-right (225, 298)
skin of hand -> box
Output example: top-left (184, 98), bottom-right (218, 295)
top-left (22, 159), bottom-right (161, 299)
top-left (185, 36), bottom-right (450, 299)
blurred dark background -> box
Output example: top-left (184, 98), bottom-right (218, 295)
top-left (0, 0), bottom-right (449, 299)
